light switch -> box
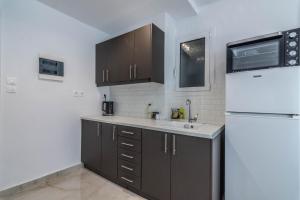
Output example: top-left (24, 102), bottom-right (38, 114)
top-left (6, 85), bottom-right (17, 93)
top-left (7, 77), bottom-right (17, 85)
top-left (79, 91), bottom-right (84, 97)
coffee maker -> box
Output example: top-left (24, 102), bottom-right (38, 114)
top-left (102, 94), bottom-right (114, 116)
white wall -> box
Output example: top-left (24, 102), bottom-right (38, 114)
top-left (0, 0), bottom-right (107, 191)
top-left (298, 0), bottom-right (300, 25)
top-left (0, 0), bottom-right (4, 190)
top-left (110, 0), bottom-right (299, 124)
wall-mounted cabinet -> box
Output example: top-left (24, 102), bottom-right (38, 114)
top-left (96, 24), bottom-right (165, 86)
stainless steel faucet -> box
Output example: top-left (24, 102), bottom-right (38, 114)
top-left (186, 99), bottom-right (198, 123)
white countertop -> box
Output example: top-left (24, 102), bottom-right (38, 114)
top-left (81, 115), bottom-right (224, 139)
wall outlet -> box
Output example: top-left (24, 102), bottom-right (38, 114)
top-left (79, 91), bottom-right (84, 97)
top-left (73, 90), bottom-right (84, 97)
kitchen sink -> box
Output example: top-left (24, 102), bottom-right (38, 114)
top-left (157, 121), bottom-right (205, 130)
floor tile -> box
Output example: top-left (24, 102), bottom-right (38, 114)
top-left (1, 168), bottom-right (145, 200)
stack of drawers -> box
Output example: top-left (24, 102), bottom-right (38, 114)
top-left (117, 125), bottom-right (142, 190)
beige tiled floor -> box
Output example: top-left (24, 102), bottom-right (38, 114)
top-left (0, 168), bottom-right (145, 200)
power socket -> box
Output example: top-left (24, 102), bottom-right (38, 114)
top-left (73, 90), bottom-right (84, 97)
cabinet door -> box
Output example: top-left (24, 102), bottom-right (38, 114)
top-left (101, 123), bottom-right (118, 179)
top-left (133, 25), bottom-right (152, 80)
top-left (81, 120), bottom-right (101, 172)
top-left (96, 42), bottom-right (109, 86)
top-left (171, 135), bottom-right (211, 200)
top-left (142, 130), bottom-right (171, 200)
top-left (111, 32), bottom-right (134, 82)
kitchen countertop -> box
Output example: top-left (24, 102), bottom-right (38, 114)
top-left (81, 115), bottom-right (224, 139)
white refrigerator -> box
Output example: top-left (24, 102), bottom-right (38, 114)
top-left (225, 67), bottom-right (300, 200)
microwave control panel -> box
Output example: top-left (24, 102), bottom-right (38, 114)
top-left (284, 28), bottom-right (300, 66)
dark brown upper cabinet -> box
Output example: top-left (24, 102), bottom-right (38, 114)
top-left (96, 24), bottom-right (164, 87)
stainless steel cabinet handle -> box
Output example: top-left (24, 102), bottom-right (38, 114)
top-left (121, 142), bottom-right (134, 147)
top-left (121, 154), bottom-right (134, 159)
top-left (129, 65), bottom-right (132, 80)
top-left (106, 69), bottom-right (109, 82)
top-left (121, 131), bottom-right (134, 135)
top-left (134, 64), bottom-right (137, 79)
top-left (164, 134), bottom-right (168, 153)
top-left (121, 165), bottom-right (133, 171)
top-left (172, 135), bottom-right (176, 156)
top-left (102, 70), bottom-right (105, 82)
top-left (97, 123), bottom-right (100, 137)
top-left (113, 126), bottom-right (116, 141)
top-left (121, 177), bottom-right (133, 183)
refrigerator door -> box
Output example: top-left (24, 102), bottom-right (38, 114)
top-left (226, 67), bottom-right (300, 114)
top-left (225, 113), bottom-right (300, 200)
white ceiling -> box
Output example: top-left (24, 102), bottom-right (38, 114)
top-left (37, 0), bottom-right (218, 34)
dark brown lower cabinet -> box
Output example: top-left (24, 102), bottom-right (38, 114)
top-left (141, 130), bottom-right (171, 200)
top-left (171, 135), bottom-right (211, 200)
top-left (81, 120), bottom-right (222, 200)
top-left (81, 120), bottom-right (101, 172)
top-left (101, 123), bottom-right (118, 179)
top-left (141, 130), bottom-right (221, 200)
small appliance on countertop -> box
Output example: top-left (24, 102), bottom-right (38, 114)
top-left (102, 94), bottom-right (114, 116)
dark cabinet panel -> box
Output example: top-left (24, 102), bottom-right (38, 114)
top-left (133, 25), bottom-right (152, 81)
top-left (81, 120), bottom-right (101, 171)
top-left (118, 159), bottom-right (141, 177)
top-left (118, 136), bottom-right (141, 153)
top-left (119, 170), bottom-right (141, 190)
top-left (117, 125), bottom-right (142, 141)
top-left (106, 40), bottom-right (118, 83)
top-left (95, 24), bottom-right (164, 86)
top-left (171, 135), bottom-right (211, 200)
top-left (101, 123), bottom-right (118, 179)
top-left (96, 42), bottom-right (109, 86)
top-left (142, 130), bottom-right (171, 200)
top-left (118, 148), bottom-right (141, 164)
top-left (112, 32), bottom-right (134, 82)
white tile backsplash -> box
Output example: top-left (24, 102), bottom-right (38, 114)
top-left (110, 81), bottom-right (225, 124)
top-left (107, 13), bottom-right (226, 125)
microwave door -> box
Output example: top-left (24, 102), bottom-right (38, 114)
top-left (230, 39), bottom-right (282, 72)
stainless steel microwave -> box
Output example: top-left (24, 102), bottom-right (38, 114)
top-left (227, 28), bottom-right (300, 73)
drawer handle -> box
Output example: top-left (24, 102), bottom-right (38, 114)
top-left (121, 131), bottom-right (135, 135)
top-left (121, 165), bottom-right (134, 171)
top-left (121, 177), bottom-right (134, 183)
top-left (121, 142), bottom-right (134, 147)
top-left (121, 154), bottom-right (134, 159)
top-left (173, 135), bottom-right (176, 156)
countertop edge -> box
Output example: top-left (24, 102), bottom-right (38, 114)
top-left (80, 116), bottom-right (224, 140)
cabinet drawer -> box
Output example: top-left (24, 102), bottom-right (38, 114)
top-left (118, 148), bottom-right (141, 164)
top-left (118, 126), bottom-right (141, 141)
top-left (118, 136), bottom-right (141, 153)
top-left (118, 159), bottom-right (141, 177)
top-left (118, 170), bottom-right (141, 190)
